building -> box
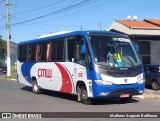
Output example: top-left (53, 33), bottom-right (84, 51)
top-left (109, 18), bottom-right (160, 64)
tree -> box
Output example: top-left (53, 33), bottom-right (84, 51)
top-left (0, 36), bottom-right (6, 60)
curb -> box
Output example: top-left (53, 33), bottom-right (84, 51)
top-left (133, 90), bottom-right (160, 99)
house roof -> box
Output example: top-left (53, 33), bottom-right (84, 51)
top-left (116, 20), bottom-right (160, 29)
top-left (144, 19), bottom-right (160, 27)
top-left (109, 18), bottom-right (160, 35)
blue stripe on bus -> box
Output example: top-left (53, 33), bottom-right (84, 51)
top-left (21, 62), bottom-right (36, 83)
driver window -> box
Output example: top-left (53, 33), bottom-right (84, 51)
top-left (67, 35), bottom-right (91, 68)
top-left (75, 35), bottom-right (91, 68)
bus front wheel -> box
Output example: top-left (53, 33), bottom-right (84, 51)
top-left (32, 80), bottom-right (41, 94)
top-left (80, 87), bottom-right (93, 105)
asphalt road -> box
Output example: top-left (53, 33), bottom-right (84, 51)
top-left (0, 79), bottom-right (160, 121)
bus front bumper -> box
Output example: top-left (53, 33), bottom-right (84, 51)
top-left (92, 83), bottom-right (145, 98)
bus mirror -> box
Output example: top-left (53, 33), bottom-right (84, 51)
top-left (80, 45), bottom-right (86, 54)
top-left (134, 44), bottom-right (139, 53)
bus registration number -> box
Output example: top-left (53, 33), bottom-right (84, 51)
top-left (120, 94), bottom-right (130, 98)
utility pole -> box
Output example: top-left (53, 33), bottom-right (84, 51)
top-left (80, 26), bottom-right (83, 31)
top-left (6, 0), bottom-right (11, 76)
top-left (99, 22), bottom-right (102, 31)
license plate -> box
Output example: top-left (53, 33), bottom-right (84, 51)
top-left (120, 94), bottom-right (130, 98)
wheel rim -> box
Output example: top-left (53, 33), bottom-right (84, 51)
top-left (152, 82), bottom-right (158, 90)
top-left (82, 90), bottom-right (87, 100)
top-left (33, 82), bottom-right (38, 92)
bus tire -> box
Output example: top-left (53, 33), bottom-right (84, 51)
top-left (32, 80), bottom-right (41, 94)
top-left (152, 81), bottom-right (160, 91)
top-left (80, 86), bottom-right (93, 105)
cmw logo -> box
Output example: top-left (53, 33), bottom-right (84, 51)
top-left (38, 68), bottom-right (52, 78)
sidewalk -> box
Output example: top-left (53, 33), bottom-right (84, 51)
top-left (134, 88), bottom-right (160, 99)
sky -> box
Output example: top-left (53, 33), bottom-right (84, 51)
top-left (0, 0), bottom-right (160, 43)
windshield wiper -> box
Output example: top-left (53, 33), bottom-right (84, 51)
top-left (125, 55), bottom-right (135, 68)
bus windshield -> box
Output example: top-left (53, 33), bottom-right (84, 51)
top-left (89, 35), bottom-right (141, 68)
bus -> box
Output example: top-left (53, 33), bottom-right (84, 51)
top-left (17, 30), bottom-right (145, 104)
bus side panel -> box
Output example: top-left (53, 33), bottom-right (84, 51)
top-left (17, 60), bottom-right (32, 87)
top-left (29, 62), bottom-right (74, 94)
top-left (62, 62), bottom-right (93, 97)
top-left (18, 61), bottom-right (93, 96)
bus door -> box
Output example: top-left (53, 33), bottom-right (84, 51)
top-left (67, 35), bottom-right (92, 88)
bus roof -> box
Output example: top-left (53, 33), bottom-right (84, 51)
top-left (18, 30), bottom-right (127, 45)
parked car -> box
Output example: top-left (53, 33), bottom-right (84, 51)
top-left (144, 64), bottom-right (160, 90)
top-left (0, 66), bottom-right (7, 74)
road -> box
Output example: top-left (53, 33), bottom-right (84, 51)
top-left (0, 79), bottom-right (160, 121)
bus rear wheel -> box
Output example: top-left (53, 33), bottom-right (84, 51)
top-left (80, 87), bottom-right (93, 105)
top-left (32, 80), bottom-right (41, 94)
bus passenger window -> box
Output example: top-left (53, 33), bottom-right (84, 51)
top-left (29, 44), bottom-right (37, 61)
top-left (46, 42), bottom-right (51, 61)
top-left (51, 40), bottom-right (64, 61)
top-left (36, 44), bottom-right (41, 61)
top-left (28, 45), bottom-right (31, 61)
top-left (41, 43), bottom-right (48, 61)
top-left (51, 41), bottom-right (57, 61)
top-left (18, 45), bottom-right (27, 62)
top-left (67, 37), bottom-right (75, 62)
top-left (57, 40), bottom-right (64, 61)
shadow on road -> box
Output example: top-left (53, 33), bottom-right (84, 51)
top-left (21, 86), bottom-right (139, 105)
top-left (21, 86), bottom-right (77, 102)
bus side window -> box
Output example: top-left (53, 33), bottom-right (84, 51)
top-left (46, 42), bottom-right (51, 61)
top-left (74, 35), bottom-right (91, 68)
top-left (51, 39), bottom-right (64, 61)
top-left (27, 45), bottom-right (31, 61)
top-left (18, 45), bottom-right (27, 62)
top-left (51, 41), bottom-right (57, 61)
top-left (57, 40), bottom-right (64, 61)
top-left (30, 44), bottom-right (37, 61)
top-left (41, 42), bottom-right (51, 61)
top-left (67, 37), bottom-right (76, 62)
top-left (36, 43), bottom-right (41, 61)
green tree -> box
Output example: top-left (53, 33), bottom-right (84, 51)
top-left (0, 36), bottom-right (6, 59)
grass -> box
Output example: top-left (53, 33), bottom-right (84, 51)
top-left (5, 75), bottom-right (16, 80)
top-left (11, 66), bottom-right (17, 73)
top-left (4, 66), bottom-right (17, 80)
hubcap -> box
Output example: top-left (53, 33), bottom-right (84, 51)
top-left (34, 83), bottom-right (38, 92)
top-left (152, 82), bottom-right (158, 90)
top-left (82, 91), bottom-right (87, 99)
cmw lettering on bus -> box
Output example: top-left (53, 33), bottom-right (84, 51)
top-left (38, 68), bottom-right (52, 78)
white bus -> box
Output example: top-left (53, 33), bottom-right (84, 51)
top-left (17, 31), bottom-right (145, 104)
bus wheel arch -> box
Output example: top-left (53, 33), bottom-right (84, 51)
top-left (32, 76), bottom-right (41, 94)
top-left (76, 81), bottom-right (93, 105)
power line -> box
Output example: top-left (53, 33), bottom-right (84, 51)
top-left (0, 0), bottom-right (124, 29)
top-left (32, 0), bottom-right (122, 24)
top-left (11, 0), bottom-right (94, 26)
top-left (13, 0), bottom-right (67, 15)
top-left (0, 16), bottom-right (5, 21)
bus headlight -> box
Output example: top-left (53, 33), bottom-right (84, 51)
top-left (95, 80), bottom-right (113, 85)
top-left (138, 79), bottom-right (145, 84)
